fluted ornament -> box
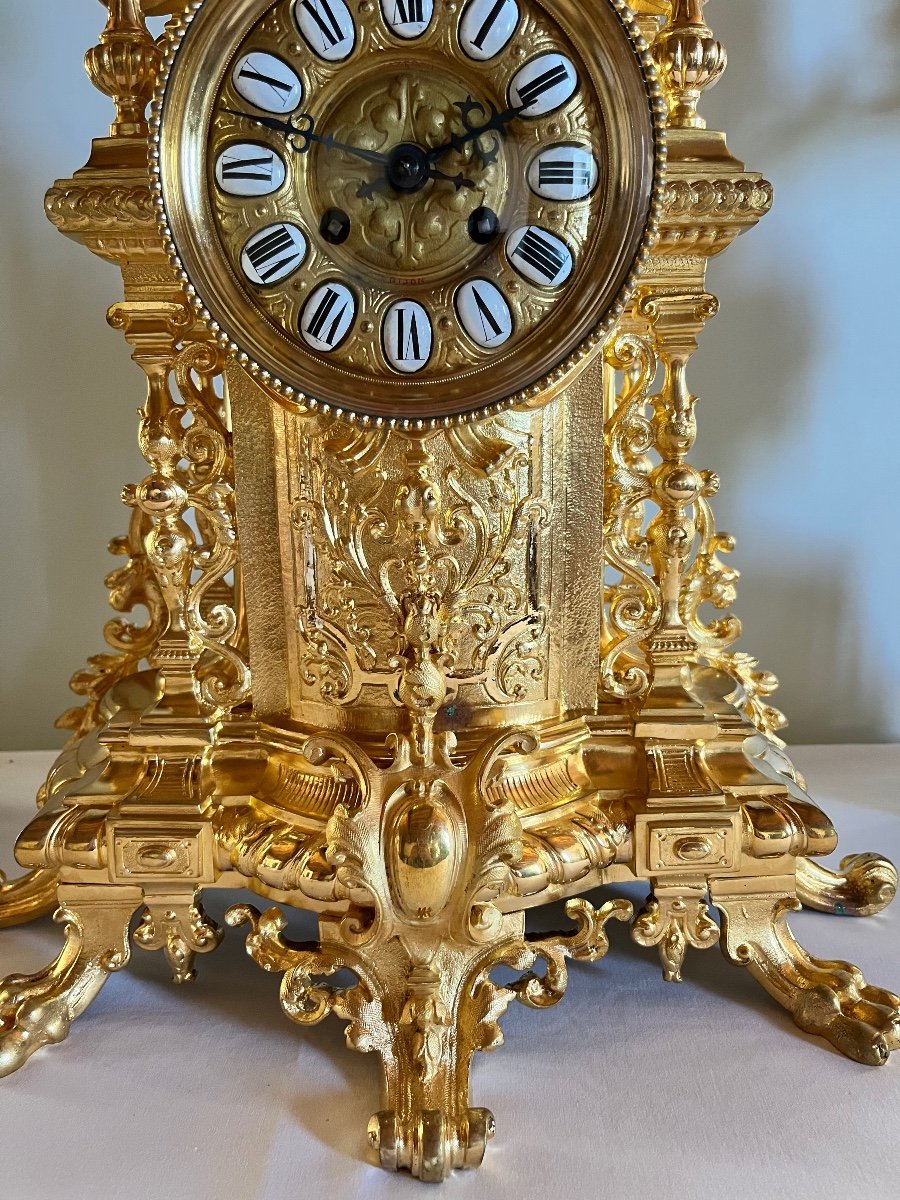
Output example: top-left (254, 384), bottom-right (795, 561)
top-left (85, 0), bottom-right (161, 137)
top-left (655, 0), bottom-right (727, 129)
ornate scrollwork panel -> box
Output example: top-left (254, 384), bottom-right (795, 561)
top-left (108, 303), bottom-right (250, 714)
top-left (284, 412), bottom-right (550, 729)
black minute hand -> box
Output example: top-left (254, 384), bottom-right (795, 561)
top-left (223, 109), bottom-right (390, 168)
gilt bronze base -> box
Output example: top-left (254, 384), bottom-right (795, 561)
top-left (1, 667), bottom-right (896, 1181)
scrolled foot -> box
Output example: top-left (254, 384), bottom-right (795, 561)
top-left (713, 880), bottom-right (900, 1066)
top-left (797, 853), bottom-right (898, 918)
top-left (367, 1106), bottom-right (495, 1180)
top-left (0, 869), bottom-right (58, 929)
top-left (0, 885), bottom-right (140, 1077)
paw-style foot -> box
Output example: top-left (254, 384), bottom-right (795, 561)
top-left (713, 880), bottom-right (900, 1066)
top-left (0, 885), bottom-right (140, 1077)
top-left (797, 853), bottom-right (897, 918)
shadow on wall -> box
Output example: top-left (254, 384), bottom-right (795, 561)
top-left (0, 0), bottom-right (146, 751)
top-left (0, 164), bottom-right (145, 752)
top-left (691, 0), bottom-right (900, 743)
top-left (704, 0), bottom-right (900, 138)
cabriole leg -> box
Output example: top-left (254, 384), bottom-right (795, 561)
top-left (228, 896), bottom-right (630, 1181)
top-left (0, 884), bottom-right (142, 1077)
top-left (712, 876), bottom-right (900, 1066)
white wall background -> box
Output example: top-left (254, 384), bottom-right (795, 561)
top-left (1, 1), bottom-right (898, 749)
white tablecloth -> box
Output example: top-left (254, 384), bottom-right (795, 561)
top-left (1, 746), bottom-right (898, 1199)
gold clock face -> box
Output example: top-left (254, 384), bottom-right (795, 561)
top-left (155, 0), bottom-right (664, 424)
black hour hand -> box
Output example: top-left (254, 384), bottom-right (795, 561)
top-left (222, 108), bottom-right (294, 138)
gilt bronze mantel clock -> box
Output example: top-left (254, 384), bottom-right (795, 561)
top-left (2, 0), bottom-right (897, 1182)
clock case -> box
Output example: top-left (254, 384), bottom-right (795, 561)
top-left (1, 0), bottom-right (897, 1184)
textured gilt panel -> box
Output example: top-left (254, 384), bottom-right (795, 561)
top-left (2, 0), bottom-right (899, 1188)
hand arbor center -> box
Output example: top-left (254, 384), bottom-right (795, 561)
top-left (386, 142), bottom-right (431, 193)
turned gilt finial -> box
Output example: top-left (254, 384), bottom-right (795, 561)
top-left (655, 0), bottom-right (728, 129)
top-left (85, 0), bottom-right (161, 138)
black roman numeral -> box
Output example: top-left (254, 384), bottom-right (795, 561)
top-left (239, 60), bottom-right (294, 99)
top-left (392, 0), bottom-right (425, 24)
top-left (395, 307), bottom-right (423, 360)
top-left (246, 226), bottom-right (301, 282)
top-left (471, 0), bottom-right (508, 50)
top-left (538, 159), bottom-right (591, 189)
top-left (300, 0), bottom-right (345, 49)
top-left (512, 229), bottom-right (566, 282)
top-left (307, 288), bottom-right (349, 345)
top-left (471, 287), bottom-right (503, 341)
top-left (222, 152), bottom-right (274, 182)
top-left (516, 62), bottom-right (569, 110)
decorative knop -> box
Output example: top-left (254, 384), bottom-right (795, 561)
top-left (655, 0), bottom-right (727, 128)
top-left (85, 0), bottom-right (161, 137)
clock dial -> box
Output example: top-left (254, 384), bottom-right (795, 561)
top-left (204, 0), bottom-right (601, 384)
top-left (157, 0), bottom-right (662, 421)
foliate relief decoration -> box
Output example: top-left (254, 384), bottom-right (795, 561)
top-left (133, 895), bottom-right (223, 983)
top-left (655, 176), bottom-right (775, 256)
top-left (226, 888), bottom-right (632, 1182)
top-left (681, 485), bottom-right (740, 651)
top-left (56, 508), bottom-right (166, 740)
top-left (601, 291), bottom-right (756, 703)
top-left (511, 897), bottom-right (635, 1008)
top-left (113, 320), bottom-right (250, 713)
top-left (326, 75), bottom-right (507, 276)
top-left (662, 178), bottom-right (774, 222)
top-left (707, 650), bottom-right (788, 740)
top-left (289, 418), bottom-right (549, 721)
top-left (45, 185), bottom-right (157, 234)
top-left (600, 330), bottom-right (660, 699)
top-left (632, 891), bottom-right (719, 982)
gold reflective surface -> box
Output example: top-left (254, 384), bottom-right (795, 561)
top-left (155, 0), bottom-right (665, 422)
top-left (2, 0), bottom-right (898, 1185)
